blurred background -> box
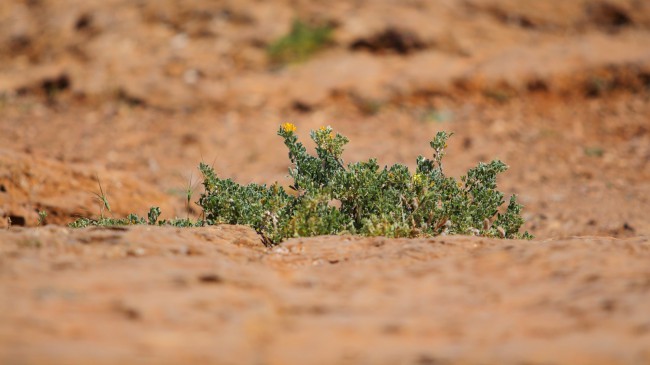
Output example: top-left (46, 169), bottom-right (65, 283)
top-left (1, 0), bottom-right (649, 238)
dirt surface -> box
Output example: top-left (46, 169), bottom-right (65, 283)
top-left (1, 0), bottom-right (649, 363)
top-left (1, 226), bottom-right (650, 365)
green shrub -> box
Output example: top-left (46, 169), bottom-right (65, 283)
top-left (267, 19), bottom-right (333, 65)
top-left (70, 123), bottom-right (531, 245)
top-left (197, 123), bottom-right (531, 245)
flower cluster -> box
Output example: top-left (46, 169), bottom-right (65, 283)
top-left (281, 122), bottom-right (297, 133)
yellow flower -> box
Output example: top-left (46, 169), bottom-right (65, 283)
top-left (412, 173), bottom-right (423, 184)
top-left (281, 122), bottom-right (297, 133)
top-left (318, 126), bottom-right (334, 139)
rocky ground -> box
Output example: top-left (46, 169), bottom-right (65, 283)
top-left (1, 0), bottom-right (649, 364)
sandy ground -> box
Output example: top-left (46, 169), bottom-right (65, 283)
top-left (1, 226), bottom-right (649, 365)
top-left (1, 0), bottom-right (649, 363)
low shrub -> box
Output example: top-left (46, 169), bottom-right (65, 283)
top-left (197, 124), bottom-right (531, 245)
top-left (70, 124), bottom-right (532, 245)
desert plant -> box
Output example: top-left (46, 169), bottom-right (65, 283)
top-left (70, 124), bottom-right (531, 244)
top-left (268, 19), bottom-right (333, 65)
top-left (197, 124), bottom-right (531, 245)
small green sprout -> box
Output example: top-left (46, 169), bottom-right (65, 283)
top-left (185, 173), bottom-right (195, 220)
top-left (93, 175), bottom-right (111, 219)
top-left (147, 206), bottom-right (161, 225)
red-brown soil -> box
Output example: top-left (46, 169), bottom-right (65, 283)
top-left (1, 0), bottom-right (649, 364)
